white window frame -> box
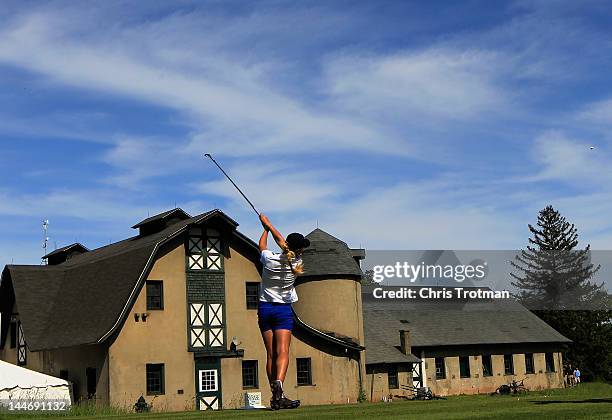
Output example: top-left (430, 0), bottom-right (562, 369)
top-left (198, 369), bottom-right (218, 392)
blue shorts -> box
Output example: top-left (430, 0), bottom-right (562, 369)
top-left (258, 301), bottom-right (294, 332)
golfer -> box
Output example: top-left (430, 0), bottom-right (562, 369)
top-left (258, 213), bottom-right (310, 410)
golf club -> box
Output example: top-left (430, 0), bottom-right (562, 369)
top-left (204, 153), bottom-right (260, 216)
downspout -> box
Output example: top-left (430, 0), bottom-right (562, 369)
top-left (357, 351), bottom-right (364, 402)
top-left (355, 280), bottom-right (364, 402)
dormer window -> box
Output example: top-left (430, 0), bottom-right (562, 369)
top-left (132, 208), bottom-right (192, 236)
top-left (43, 243), bottom-right (89, 265)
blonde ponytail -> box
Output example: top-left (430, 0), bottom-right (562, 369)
top-left (282, 245), bottom-right (304, 275)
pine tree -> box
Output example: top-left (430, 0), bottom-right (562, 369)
top-left (511, 205), bottom-right (612, 381)
top-left (511, 205), bottom-right (603, 310)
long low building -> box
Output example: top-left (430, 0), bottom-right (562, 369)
top-left (363, 288), bottom-right (571, 400)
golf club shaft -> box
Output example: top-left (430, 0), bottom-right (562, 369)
top-left (204, 153), bottom-right (260, 216)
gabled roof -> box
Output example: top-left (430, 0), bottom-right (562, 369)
top-left (2, 209), bottom-right (255, 351)
top-left (300, 228), bottom-right (363, 279)
top-left (42, 243), bottom-right (90, 259)
top-left (363, 289), bottom-right (571, 356)
top-left (131, 208), bottom-right (192, 229)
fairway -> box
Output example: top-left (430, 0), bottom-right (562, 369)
top-left (3, 383), bottom-right (612, 420)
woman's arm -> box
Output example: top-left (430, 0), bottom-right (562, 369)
top-left (259, 214), bottom-right (287, 250)
top-left (259, 229), bottom-right (269, 252)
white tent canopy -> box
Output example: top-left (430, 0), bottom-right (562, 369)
top-left (0, 360), bottom-right (72, 407)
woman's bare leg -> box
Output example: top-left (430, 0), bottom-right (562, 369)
top-left (261, 329), bottom-right (275, 384)
top-left (273, 329), bottom-right (292, 382)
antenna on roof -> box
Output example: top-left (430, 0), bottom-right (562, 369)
top-left (41, 219), bottom-right (49, 265)
top-left (316, 219), bottom-right (319, 228)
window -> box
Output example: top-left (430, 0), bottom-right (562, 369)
top-left (205, 230), bottom-right (223, 271)
top-left (504, 354), bottom-right (514, 375)
top-left (435, 357), bottom-right (446, 379)
top-left (545, 353), bottom-right (555, 372)
top-left (146, 281), bottom-right (164, 310)
top-left (9, 321), bottom-right (16, 348)
top-left (16, 322), bottom-right (26, 366)
top-left (482, 355), bottom-right (493, 377)
top-left (199, 369), bottom-right (218, 392)
top-left (187, 228), bottom-right (223, 271)
top-left (388, 365), bottom-right (399, 389)
top-left (296, 358), bottom-right (312, 386)
top-left (242, 360), bottom-right (258, 389)
top-left (459, 356), bottom-right (471, 378)
top-left (525, 353), bottom-right (535, 374)
top-left (245, 283), bottom-right (260, 310)
top-left (146, 364), bottom-right (165, 395)
top-left (86, 367), bottom-right (97, 399)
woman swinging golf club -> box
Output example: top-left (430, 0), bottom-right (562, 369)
top-left (203, 154), bottom-right (308, 409)
top-left (258, 213), bottom-right (309, 410)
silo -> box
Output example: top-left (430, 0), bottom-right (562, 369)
top-left (293, 228), bottom-right (365, 345)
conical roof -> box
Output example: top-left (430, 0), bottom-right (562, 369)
top-left (299, 228), bottom-right (363, 279)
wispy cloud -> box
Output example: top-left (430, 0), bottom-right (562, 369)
top-left (575, 99), bottom-right (612, 128)
top-left (0, 9), bottom-right (403, 161)
top-left (2, 0), bottom-right (612, 268)
top-left (0, 188), bottom-right (149, 222)
top-left (324, 49), bottom-right (510, 122)
top-left (530, 131), bottom-right (611, 185)
top-left (194, 161), bottom-right (342, 213)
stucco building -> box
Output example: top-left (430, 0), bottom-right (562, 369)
top-left (0, 209), bottom-right (365, 411)
top-left (363, 289), bottom-right (571, 400)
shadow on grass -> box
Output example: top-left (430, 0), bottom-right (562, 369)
top-left (532, 398), bottom-right (612, 405)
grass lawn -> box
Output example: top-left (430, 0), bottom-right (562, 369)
top-left (3, 383), bottom-right (611, 420)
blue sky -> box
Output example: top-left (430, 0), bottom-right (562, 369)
top-left (2, 0), bottom-right (612, 267)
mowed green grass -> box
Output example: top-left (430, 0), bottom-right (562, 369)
top-left (4, 383), bottom-right (612, 420)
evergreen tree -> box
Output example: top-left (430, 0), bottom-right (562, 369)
top-left (362, 269), bottom-right (377, 286)
top-left (511, 205), bottom-right (612, 381)
top-left (511, 205), bottom-right (603, 309)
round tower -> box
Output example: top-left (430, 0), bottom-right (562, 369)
top-left (292, 228), bottom-right (365, 345)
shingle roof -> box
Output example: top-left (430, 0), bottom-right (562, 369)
top-left (42, 243), bottom-right (89, 259)
top-left (300, 228), bottom-right (363, 279)
top-left (364, 309), bottom-right (421, 364)
top-left (363, 290), bottom-right (570, 356)
top-left (2, 209), bottom-right (253, 351)
top-left (131, 208), bottom-right (191, 229)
